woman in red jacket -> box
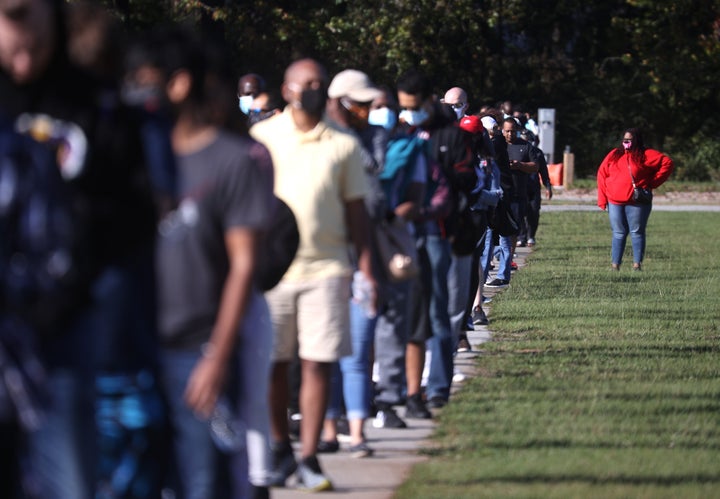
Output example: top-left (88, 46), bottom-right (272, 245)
top-left (597, 128), bottom-right (674, 270)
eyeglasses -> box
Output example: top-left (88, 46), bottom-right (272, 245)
top-left (450, 103), bottom-right (466, 110)
top-left (622, 139), bottom-right (632, 143)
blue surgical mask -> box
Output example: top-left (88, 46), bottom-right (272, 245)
top-left (399, 108), bottom-right (429, 127)
top-left (238, 95), bottom-right (254, 114)
top-left (368, 107), bottom-right (397, 130)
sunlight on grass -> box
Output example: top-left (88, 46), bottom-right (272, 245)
top-left (396, 211), bottom-right (720, 498)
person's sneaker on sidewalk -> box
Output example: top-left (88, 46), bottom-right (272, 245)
top-left (348, 441), bottom-right (374, 458)
top-left (482, 295), bottom-right (492, 304)
top-left (316, 439), bottom-right (339, 453)
top-left (269, 440), bottom-right (297, 487)
top-left (372, 403), bottom-right (407, 428)
top-left (427, 396), bottom-right (447, 409)
top-left (405, 393), bottom-right (431, 419)
top-left (472, 307), bottom-right (488, 326)
top-left (296, 455), bottom-right (333, 492)
top-left (510, 261), bottom-right (518, 271)
top-left (456, 335), bottom-right (471, 352)
top-left (485, 278), bottom-right (509, 288)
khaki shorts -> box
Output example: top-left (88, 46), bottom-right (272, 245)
top-left (265, 275), bottom-right (351, 363)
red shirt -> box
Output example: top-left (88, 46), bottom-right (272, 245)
top-left (597, 148), bottom-right (674, 209)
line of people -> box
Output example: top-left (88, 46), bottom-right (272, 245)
top-left (241, 68), bottom-right (555, 491)
top-left (0, 2), bottom-right (556, 498)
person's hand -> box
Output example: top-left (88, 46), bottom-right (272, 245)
top-left (545, 188), bottom-right (553, 200)
top-left (363, 270), bottom-right (379, 316)
top-left (184, 353), bottom-right (228, 419)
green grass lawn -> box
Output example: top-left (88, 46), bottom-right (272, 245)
top-left (397, 210), bottom-right (720, 499)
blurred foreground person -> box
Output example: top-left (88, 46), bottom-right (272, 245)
top-left (152, 27), bottom-right (276, 498)
top-left (597, 127), bottom-right (673, 271)
top-left (0, 0), bottom-right (164, 497)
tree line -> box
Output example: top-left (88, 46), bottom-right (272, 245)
top-left (100, 0), bottom-right (720, 181)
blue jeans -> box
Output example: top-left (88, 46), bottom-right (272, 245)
top-left (26, 370), bottom-right (95, 499)
top-left (327, 300), bottom-right (378, 421)
top-left (373, 280), bottom-right (413, 406)
top-left (422, 236), bottom-right (453, 402)
top-left (608, 202), bottom-right (652, 265)
top-left (162, 350), bottom-right (229, 499)
top-left (162, 293), bottom-right (273, 498)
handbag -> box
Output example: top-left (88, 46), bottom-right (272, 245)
top-left (373, 217), bottom-right (419, 282)
top-left (626, 158), bottom-right (653, 205)
top-left (632, 187), bottom-right (653, 204)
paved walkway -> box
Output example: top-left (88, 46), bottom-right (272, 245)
top-left (272, 193), bottom-right (720, 497)
top-left (272, 247), bottom-right (531, 498)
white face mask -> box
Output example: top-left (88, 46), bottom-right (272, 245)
top-left (453, 107), bottom-right (465, 120)
top-left (399, 108), bottom-right (429, 127)
top-left (238, 95), bottom-right (254, 114)
top-left (368, 107), bottom-right (397, 130)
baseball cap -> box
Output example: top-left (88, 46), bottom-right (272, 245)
top-left (459, 115), bottom-right (483, 134)
top-left (480, 116), bottom-right (498, 130)
top-left (327, 69), bottom-right (382, 103)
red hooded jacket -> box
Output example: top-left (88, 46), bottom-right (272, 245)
top-left (597, 148), bottom-right (674, 209)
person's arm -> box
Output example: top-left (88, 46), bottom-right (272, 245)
top-left (532, 146), bottom-right (553, 199)
top-left (184, 227), bottom-right (257, 418)
top-left (346, 198), bottom-right (378, 309)
top-left (597, 153), bottom-right (611, 210)
top-left (509, 160), bottom-right (538, 174)
top-left (649, 151), bottom-right (674, 188)
top-left (394, 181), bottom-right (425, 221)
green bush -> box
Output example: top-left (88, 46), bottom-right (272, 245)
top-left (672, 136), bottom-right (720, 182)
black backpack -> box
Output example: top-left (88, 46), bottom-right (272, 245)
top-left (429, 124), bottom-right (486, 255)
top-left (254, 196), bottom-right (299, 292)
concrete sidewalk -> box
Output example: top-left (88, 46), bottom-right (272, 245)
top-left (272, 247), bottom-right (531, 498)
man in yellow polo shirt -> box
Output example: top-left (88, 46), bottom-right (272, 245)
top-left (250, 58), bottom-right (376, 492)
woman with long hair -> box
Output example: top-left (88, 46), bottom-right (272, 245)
top-left (597, 127), bottom-right (674, 270)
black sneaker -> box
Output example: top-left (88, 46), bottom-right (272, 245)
top-left (472, 307), bottom-right (488, 326)
top-left (269, 440), bottom-right (297, 487)
top-left (372, 404), bottom-right (407, 428)
top-left (427, 396), bottom-right (447, 409)
top-left (456, 336), bottom-right (471, 353)
top-left (485, 278), bottom-right (509, 288)
top-left (316, 439), bottom-right (339, 453)
top-left (405, 393), bottom-right (432, 419)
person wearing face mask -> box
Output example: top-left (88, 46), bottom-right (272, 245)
top-left (392, 70), bottom-right (475, 416)
top-left (597, 127), bottom-right (674, 271)
top-left (441, 86), bottom-right (469, 121)
top-left (250, 59), bottom-right (376, 492)
top-left (314, 69), bottom-right (386, 458)
top-left (237, 72), bottom-right (266, 114)
top-left (0, 1), bottom-right (164, 497)
top-left (247, 89), bottom-right (283, 127)
top-left (368, 86), bottom-right (398, 131)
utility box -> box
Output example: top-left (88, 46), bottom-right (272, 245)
top-left (538, 108), bottom-right (555, 164)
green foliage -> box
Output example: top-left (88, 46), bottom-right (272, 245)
top-left (81, 0), bottom-right (720, 180)
top-left (397, 211), bottom-right (720, 498)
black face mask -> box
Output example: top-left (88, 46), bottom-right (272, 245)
top-left (299, 87), bottom-right (326, 116)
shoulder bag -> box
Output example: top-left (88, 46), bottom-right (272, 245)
top-left (627, 157), bottom-right (653, 204)
top-left (374, 217), bottom-right (419, 282)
